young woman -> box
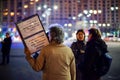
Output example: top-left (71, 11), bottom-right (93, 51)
top-left (71, 29), bottom-right (86, 80)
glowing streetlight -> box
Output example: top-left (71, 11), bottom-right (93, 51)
top-left (93, 10), bottom-right (97, 14)
top-left (98, 24), bottom-right (102, 26)
top-left (107, 23), bottom-right (110, 26)
top-left (115, 7), bottom-right (118, 10)
top-left (3, 12), bottom-right (8, 16)
top-left (110, 7), bottom-right (119, 11)
top-left (30, 1), bottom-right (34, 5)
top-left (103, 23), bottom-right (106, 27)
top-left (89, 10), bottom-right (93, 13)
top-left (86, 14), bottom-right (91, 17)
top-left (111, 7), bottom-right (114, 11)
top-left (90, 24), bottom-right (94, 27)
top-left (10, 12), bottom-right (14, 16)
top-left (98, 10), bottom-right (102, 13)
top-left (78, 13), bottom-right (83, 17)
top-left (83, 10), bottom-right (88, 14)
top-left (43, 5), bottom-right (47, 9)
top-left (35, 0), bottom-right (39, 2)
top-left (93, 20), bottom-right (97, 24)
top-left (64, 23), bottom-right (67, 27)
top-left (37, 6), bottom-right (41, 10)
top-left (24, 5), bottom-right (28, 8)
top-left (53, 5), bottom-right (58, 10)
top-left (68, 23), bottom-right (72, 27)
top-left (41, 5), bottom-right (58, 30)
top-left (47, 8), bottom-right (52, 12)
top-left (72, 17), bottom-right (76, 20)
top-left (42, 14), bottom-right (46, 18)
top-left (90, 20), bottom-right (94, 24)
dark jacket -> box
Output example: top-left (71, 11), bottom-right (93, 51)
top-left (82, 38), bottom-right (108, 80)
top-left (1, 37), bottom-right (12, 54)
top-left (71, 40), bottom-right (86, 80)
top-left (71, 41), bottom-right (86, 66)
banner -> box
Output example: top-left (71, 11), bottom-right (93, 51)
top-left (16, 14), bottom-right (49, 54)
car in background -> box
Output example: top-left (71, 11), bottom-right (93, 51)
top-left (117, 37), bottom-right (120, 42)
top-left (104, 35), bottom-right (113, 41)
top-left (104, 35), bottom-right (119, 42)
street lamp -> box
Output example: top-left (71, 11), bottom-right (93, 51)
top-left (76, 11), bottom-right (91, 29)
top-left (75, 9), bottom-right (102, 30)
top-left (38, 5), bottom-right (58, 31)
top-left (44, 8), bottom-right (52, 30)
top-left (24, 5), bottom-right (28, 8)
top-left (53, 5), bottom-right (58, 10)
top-left (10, 12), bottom-right (14, 16)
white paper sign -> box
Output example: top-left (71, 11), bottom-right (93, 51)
top-left (16, 14), bottom-right (49, 54)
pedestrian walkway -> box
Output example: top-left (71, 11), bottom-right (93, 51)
top-left (0, 43), bottom-right (42, 80)
top-left (0, 43), bottom-right (24, 57)
top-left (0, 42), bottom-right (120, 80)
top-left (0, 56), bottom-right (42, 80)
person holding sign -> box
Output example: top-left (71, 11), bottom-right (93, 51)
top-left (24, 26), bottom-right (76, 80)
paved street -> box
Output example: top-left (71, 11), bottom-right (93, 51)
top-left (0, 43), bottom-right (42, 80)
top-left (102, 42), bottom-right (120, 80)
top-left (0, 42), bottom-right (120, 80)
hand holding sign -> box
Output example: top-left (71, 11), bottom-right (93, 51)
top-left (16, 14), bottom-right (49, 54)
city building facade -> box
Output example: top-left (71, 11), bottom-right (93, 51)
top-left (77, 0), bottom-right (120, 33)
top-left (0, 0), bottom-right (120, 36)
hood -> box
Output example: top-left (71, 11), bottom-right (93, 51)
top-left (88, 38), bottom-right (108, 53)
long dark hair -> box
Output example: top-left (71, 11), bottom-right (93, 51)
top-left (88, 28), bottom-right (101, 39)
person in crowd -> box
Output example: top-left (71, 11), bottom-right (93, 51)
top-left (24, 26), bottom-right (76, 80)
top-left (71, 29), bottom-right (86, 80)
top-left (82, 28), bottom-right (108, 80)
top-left (1, 32), bottom-right (12, 65)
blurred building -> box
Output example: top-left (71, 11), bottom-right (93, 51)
top-left (78, 0), bottom-right (120, 32)
top-left (0, 0), bottom-right (120, 33)
top-left (0, 0), bottom-right (3, 25)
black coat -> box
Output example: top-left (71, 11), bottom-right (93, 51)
top-left (82, 38), bottom-right (108, 80)
top-left (71, 41), bottom-right (86, 66)
top-left (71, 41), bottom-right (86, 80)
top-left (1, 37), bottom-right (12, 54)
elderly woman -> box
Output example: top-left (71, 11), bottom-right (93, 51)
top-left (24, 26), bottom-right (76, 80)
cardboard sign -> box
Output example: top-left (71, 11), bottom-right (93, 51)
top-left (16, 14), bottom-right (49, 54)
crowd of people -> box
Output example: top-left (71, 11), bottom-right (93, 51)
top-left (0, 24), bottom-right (109, 80)
top-left (24, 24), bottom-right (109, 80)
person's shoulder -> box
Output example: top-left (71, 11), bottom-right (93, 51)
top-left (42, 43), bottom-right (51, 48)
top-left (71, 41), bottom-right (77, 44)
top-left (71, 41), bottom-right (77, 46)
top-left (97, 38), bottom-right (107, 46)
top-left (58, 44), bottom-right (73, 51)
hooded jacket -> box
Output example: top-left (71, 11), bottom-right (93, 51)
top-left (82, 38), bottom-right (108, 80)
